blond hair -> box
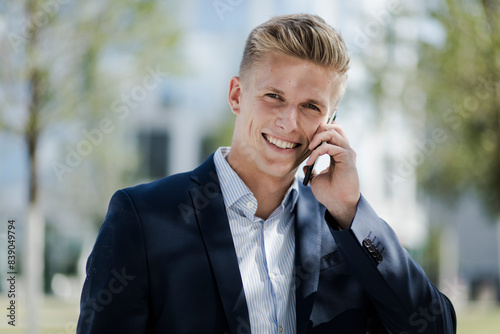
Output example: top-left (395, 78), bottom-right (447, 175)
top-left (239, 14), bottom-right (350, 80)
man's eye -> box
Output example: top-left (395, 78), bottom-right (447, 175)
top-left (306, 103), bottom-right (320, 111)
top-left (266, 93), bottom-right (280, 99)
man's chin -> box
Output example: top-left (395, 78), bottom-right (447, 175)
top-left (261, 161), bottom-right (301, 179)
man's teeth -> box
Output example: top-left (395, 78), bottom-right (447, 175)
top-left (265, 134), bottom-right (297, 149)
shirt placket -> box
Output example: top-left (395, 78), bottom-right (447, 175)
top-left (263, 214), bottom-right (287, 333)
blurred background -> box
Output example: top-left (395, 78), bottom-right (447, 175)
top-left (0, 0), bottom-right (499, 333)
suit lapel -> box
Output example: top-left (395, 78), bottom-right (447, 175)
top-left (295, 184), bottom-right (323, 334)
top-left (189, 155), bottom-right (251, 334)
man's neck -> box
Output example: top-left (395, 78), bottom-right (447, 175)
top-left (226, 150), bottom-right (296, 220)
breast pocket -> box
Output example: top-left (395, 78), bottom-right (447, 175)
top-left (320, 250), bottom-right (344, 272)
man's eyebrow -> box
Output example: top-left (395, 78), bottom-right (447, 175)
top-left (261, 86), bottom-right (285, 95)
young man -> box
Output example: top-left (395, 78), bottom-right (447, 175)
top-left (77, 14), bottom-right (456, 333)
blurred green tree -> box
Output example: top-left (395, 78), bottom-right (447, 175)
top-left (417, 0), bottom-right (500, 216)
top-left (412, 0), bottom-right (500, 298)
top-left (0, 1), bottom-right (181, 332)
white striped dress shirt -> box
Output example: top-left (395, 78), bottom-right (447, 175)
top-left (214, 147), bottom-right (298, 334)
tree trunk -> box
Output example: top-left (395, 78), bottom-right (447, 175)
top-left (25, 68), bottom-right (44, 334)
top-left (24, 0), bottom-right (45, 332)
top-left (25, 70), bottom-right (44, 333)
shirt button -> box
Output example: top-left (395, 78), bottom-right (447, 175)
top-left (269, 272), bottom-right (275, 280)
top-left (247, 201), bottom-right (254, 209)
top-left (279, 325), bottom-right (283, 333)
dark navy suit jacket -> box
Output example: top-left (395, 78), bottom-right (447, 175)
top-left (77, 154), bottom-right (456, 333)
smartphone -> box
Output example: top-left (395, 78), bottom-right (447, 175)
top-left (303, 110), bottom-right (337, 186)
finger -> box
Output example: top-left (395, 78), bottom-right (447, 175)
top-left (314, 123), bottom-right (350, 146)
top-left (330, 123), bottom-right (350, 145)
top-left (308, 128), bottom-right (349, 151)
top-left (308, 124), bottom-right (347, 147)
top-left (303, 164), bottom-right (332, 185)
top-left (306, 143), bottom-right (347, 166)
top-left (308, 166), bottom-right (329, 185)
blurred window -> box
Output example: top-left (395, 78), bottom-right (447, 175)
top-left (138, 130), bottom-right (170, 179)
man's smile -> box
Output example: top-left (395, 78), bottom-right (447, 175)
top-left (262, 133), bottom-right (301, 150)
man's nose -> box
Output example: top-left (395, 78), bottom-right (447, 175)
top-left (275, 106), bottom-right (299, 132)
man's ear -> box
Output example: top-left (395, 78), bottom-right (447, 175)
top-left (228, 76), bottom-right (242, 115)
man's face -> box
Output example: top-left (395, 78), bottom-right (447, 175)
top-left (228, 52), bottom-right (345, 181)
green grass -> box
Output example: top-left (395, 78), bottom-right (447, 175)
top-left (458, 305), bottom-right (500, 334)
top-left (0, 297), bottom-right (499, 333)
top-left (0, 296), bottom-right (79, 334)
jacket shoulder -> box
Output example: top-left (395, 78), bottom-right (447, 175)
top-left (112, 154), bottom-right (219, 222)
top-left (126, 171), bottom-right (192, 198)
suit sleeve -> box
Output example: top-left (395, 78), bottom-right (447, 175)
top-left (327, 195), bottom-right (457, 334)
top-left (77, 190), bottom-right (151, 334)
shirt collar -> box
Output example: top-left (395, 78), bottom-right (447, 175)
top-left (213, 147), bottom-right (299, 215)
